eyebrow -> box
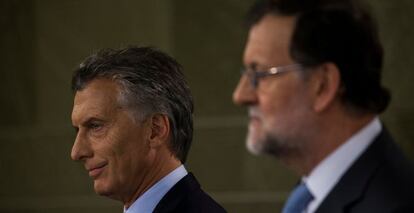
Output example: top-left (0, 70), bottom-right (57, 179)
top-left (73, 117), bottom-right (105, 129)
top-left (245, 62), bottom-right (258, 70)
top-left (246, 62), bottom-right (275, 71)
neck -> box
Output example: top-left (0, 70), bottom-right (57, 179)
top-left (123, 148), bottom-right (181, 208)
top-left (283, 111), bottom-right (376, 176)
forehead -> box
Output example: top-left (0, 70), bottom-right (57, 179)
top-left (244, 14), bottom-right (297, 67)
top-left (71, 78), bottom-right (121, 124)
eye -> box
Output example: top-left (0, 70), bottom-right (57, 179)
top-left (86, 121), bottom-right (104, 132)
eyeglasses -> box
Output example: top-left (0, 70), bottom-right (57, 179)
top-left (241, 63), bottom-right (304, 88)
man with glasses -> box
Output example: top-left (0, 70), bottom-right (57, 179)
top-left (233, 0), bottom-right (414, 212)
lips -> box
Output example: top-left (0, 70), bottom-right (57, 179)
top-left (249, 117), bottom-right (261, 133)
top-left (248, 107), bottom-right (262, 132)
top-left (87, 163), bottom-right (107, 179)
top-left (248, 108), bottom-right (261, 124)
top-left (248, 107), bottom-right (261, 120)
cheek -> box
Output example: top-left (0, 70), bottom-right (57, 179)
top-left (104, 125), bottom-right (136, 157)
top-left (93, 132), bottom-right (125, 178)
top-left (258, 89), bottom-right (290, 116)
top-left (258, 79), bottom-right (307, 114)
top-left (109, 129), bottom-right (150, 170)
top-left (258, 89), bottom-right (309, 131)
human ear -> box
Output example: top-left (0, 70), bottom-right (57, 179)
top-left (148, 114), bottom-right (170, 148)
top-left (312, 62), bottom-right (341, 112)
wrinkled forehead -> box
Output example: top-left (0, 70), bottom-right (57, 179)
top-left (71, 79), bottom-right (122, 124)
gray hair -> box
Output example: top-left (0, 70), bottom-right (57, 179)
top-left (71, 46), bottom-right (194, 163)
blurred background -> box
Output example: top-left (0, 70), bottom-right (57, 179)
top-left (1, 0), bottom-right (413, 212)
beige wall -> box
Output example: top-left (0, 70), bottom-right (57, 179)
top-left (0, 0), bottom-right (413, 212)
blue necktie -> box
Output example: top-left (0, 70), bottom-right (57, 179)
top-left (282, 182), bottom-right (314, 213)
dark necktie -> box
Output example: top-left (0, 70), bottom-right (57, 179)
top-left (282, 182), bottom-right (314, 213)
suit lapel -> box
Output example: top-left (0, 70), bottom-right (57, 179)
top-left (315, 129), bottom-right (392, 213)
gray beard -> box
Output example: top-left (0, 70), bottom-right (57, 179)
top-left (259, 133), bottom-right (303, 159)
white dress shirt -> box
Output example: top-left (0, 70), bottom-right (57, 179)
top-left (124, 165), bottom-right (188, 213)
top-left (303, 117), bottom-right (382, 213)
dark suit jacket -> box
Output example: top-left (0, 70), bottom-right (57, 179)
top-left (153, 173), bottom-right (227, 213)
top-left (315, 129), bottom-right (414, 213)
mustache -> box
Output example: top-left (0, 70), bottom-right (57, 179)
top-left (248, 107), bottom-right (262, 119)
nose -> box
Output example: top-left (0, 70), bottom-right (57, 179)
top-left (71, 131), bottom-right (93, 161)
top-left (233, 75), bottom-right (257, 106)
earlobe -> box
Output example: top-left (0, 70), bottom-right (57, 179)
top-left (313, 63), bottom-right (341, 112)
top-left (148, 114), bottom-right (170, 148)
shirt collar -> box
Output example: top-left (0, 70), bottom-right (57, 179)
top-left (303, 117), bottom-right (382, 213)
top-left (124, 165), bottom-right (188, 213)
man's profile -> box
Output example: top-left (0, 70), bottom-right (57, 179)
top-left (70, 46), bottom-right (226, 213)
top-left (233, 0), bottom-right (414, 212)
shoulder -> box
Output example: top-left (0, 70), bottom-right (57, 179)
top-left (153, 173), bottom-right (227, 213)
top-left (317, 129), bottom-right (414, 212)
top-left (357, 137), bottom-right (414, 211)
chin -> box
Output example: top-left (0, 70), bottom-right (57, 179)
top-left (247, 121), bottom-right (265, 154)
top-left (246, 132), bottom-right (265, 155)
top-left (94, 180), bottom-right (113, 197)
top-left (246, 122), bottom-right (263, 152)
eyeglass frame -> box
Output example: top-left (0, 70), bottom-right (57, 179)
top-left (240, 63), bottom-right (304, 88)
